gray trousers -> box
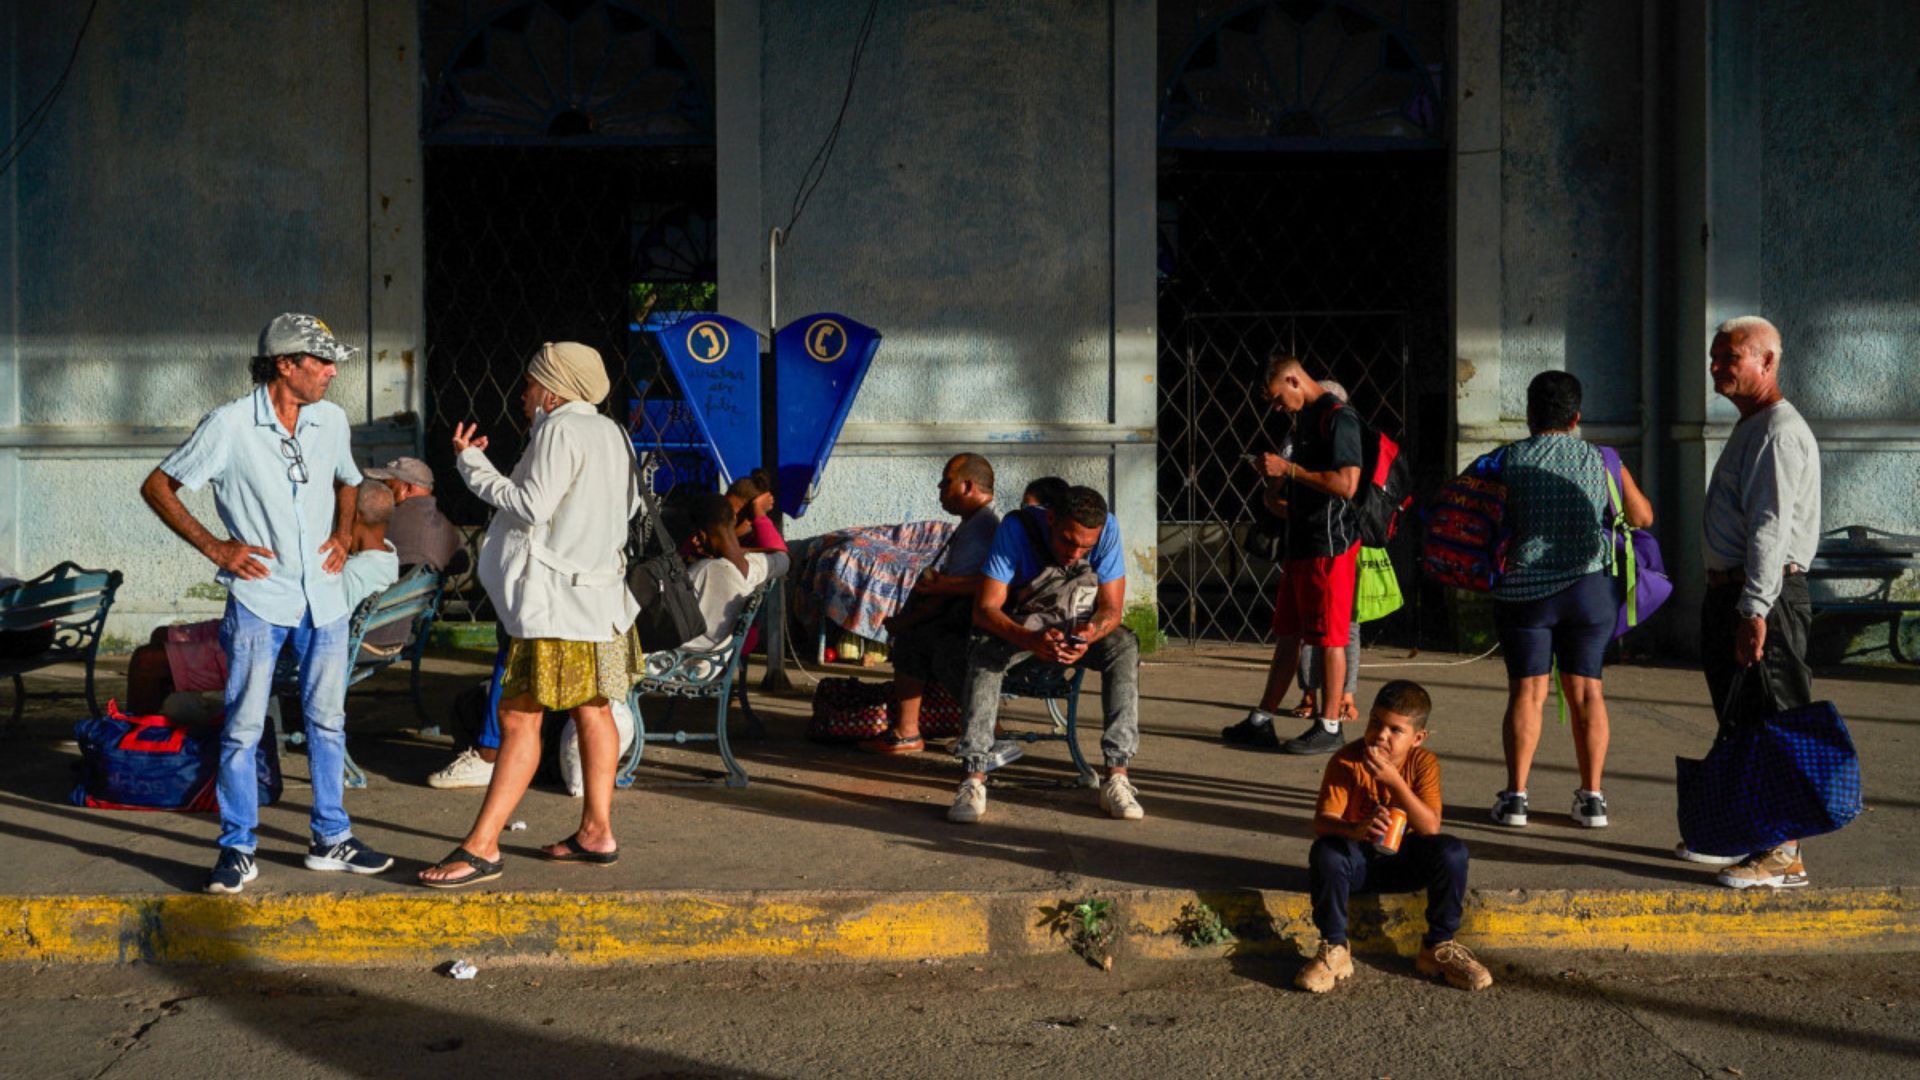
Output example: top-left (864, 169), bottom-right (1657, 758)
top-left (955, 627), bottom-right (1141, 774)
top-left (1299, 630), bottom-right (1361, 696)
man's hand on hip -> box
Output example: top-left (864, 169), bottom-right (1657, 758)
top-left (318, 533), bottom-right (351, 575)
top-left (207, 538), bottom-right (275, 580)
top-left (1735, 614), bottom-right (1767, 667)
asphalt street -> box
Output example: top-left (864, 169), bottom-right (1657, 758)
top-left (4, 950), bottom-right (1915, 1079)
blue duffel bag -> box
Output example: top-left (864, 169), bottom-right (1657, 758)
top-left (1676, 678), bottom-right (1863, 858)
top-left (71, 700), bottom-right (280, 812)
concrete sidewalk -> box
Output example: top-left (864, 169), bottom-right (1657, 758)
top-left (0, 644), bottom-right (1914, 965)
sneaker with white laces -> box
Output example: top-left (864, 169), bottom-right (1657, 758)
top-left (1294, 941), bottom-right (1354, 993)
top-left (205, 847), bottom-right (257, 895)
top-left (428, 747), bottom-right (495, 789)
top-left (1099, 774), bottom-right (1145, 821)
top-left (1417, 940), bottom-right (1493, 991)
top-left (1570, 789), bottom-right (1609, 828)
top-left (948, 778), bottom-right (988, 823)
top-left (1716, 843), bottom-right (1808, 889)
top-left (1490, 790), bottom-right (1529, 827)
top-left (305, 836), bottom-right (395, 875)
top-left (1673, 841), bottom-right (1744, 866)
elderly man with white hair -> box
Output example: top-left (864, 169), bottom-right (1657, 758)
top-left (419, 341), bottom-right (642, 888)
top-left (1682, 314), bottom-right (1823, 889)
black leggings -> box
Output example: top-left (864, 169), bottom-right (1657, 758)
top-left (1494, 571), bottom-right (1614, 680)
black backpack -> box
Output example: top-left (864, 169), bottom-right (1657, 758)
top-left (626, 487), bottom-right (705, 652)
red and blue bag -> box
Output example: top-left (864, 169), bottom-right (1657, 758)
top-left (1420, 446), bottom-right (1510, 592)
top-left (70, 700), bottom-right (280, 811)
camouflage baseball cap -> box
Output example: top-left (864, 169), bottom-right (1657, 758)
top-left (256, 313), bottom-right (357, 364)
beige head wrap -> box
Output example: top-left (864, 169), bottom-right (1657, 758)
top-left (528, 341), bottom-right (610, 406)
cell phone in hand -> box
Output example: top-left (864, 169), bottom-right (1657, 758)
top-left (1063, 633), bottom-right (1088, 646)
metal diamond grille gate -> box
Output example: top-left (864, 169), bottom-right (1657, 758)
top-left (1155, 153), bottom-right (1449, 645)
top-left (1155, 0), bottom-right (1449, 647)
top-left (420, 0), bottom-right (716, 618)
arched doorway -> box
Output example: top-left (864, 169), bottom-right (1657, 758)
top-left (1156, 0), bottom-right (1450, 644)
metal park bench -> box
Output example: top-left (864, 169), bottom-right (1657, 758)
top-left (617, 579), bottom-right (772, 790)
top-left (1809, 525), bottom-right (1920, 664)
top-left (0, 562), bottom-right (123, 735)
top-left (274, 564), bottom-right (447, 787)
top-left (989, 659), bottom-right (1096, 788)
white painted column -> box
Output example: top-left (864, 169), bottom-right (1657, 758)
top-left (365, 0), bottom-right (425, 451)
top-left (715, 0), bottom-right (766, 335)
top-left (1111, 0), bottom-right (1158, 619)
top-left (1451, 0), bottom-right (1504, 468)
top-left (1667, 0), bottom-right (1762, 649)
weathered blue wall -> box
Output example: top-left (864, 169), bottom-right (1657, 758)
top-left (1499, 1), bottom-right (1643, 428)
top-left (1758, 0), bottom-right (1920, 539)
top-left (0, 2), bottom-right (400, 642)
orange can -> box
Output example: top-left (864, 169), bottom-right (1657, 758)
top-left (1373, 807), bottom-right (1409, 855)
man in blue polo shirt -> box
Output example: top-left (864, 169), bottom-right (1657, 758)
top-left (140, 313), bottom-right (394, 894)
top-left (947, 485), bottom-right (1144, 824)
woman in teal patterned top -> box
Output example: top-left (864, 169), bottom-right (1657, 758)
top-left (1490, 372), bottom-right (1653, 832)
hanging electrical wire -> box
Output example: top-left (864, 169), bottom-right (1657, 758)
top-left (778, 0), bottom-right (880, 241)
top-left (0, 0), bottom-right (102, 180)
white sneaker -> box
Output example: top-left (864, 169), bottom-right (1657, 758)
top-left (948, 778), bottom-right (988, 823)
top-left (1673, 841), bottom-right (1743, 866)
top-left (1099, 774), bottom-right (1145, 820)
top-left (427, 747), bottom-right (495, 790)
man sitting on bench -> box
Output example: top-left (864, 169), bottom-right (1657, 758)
top-left (861, 452), bottom-right (1000, 754)
top-left (947, 485), bottom-right (1143, 825)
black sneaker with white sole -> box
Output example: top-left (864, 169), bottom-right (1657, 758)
top-left (1221, 712), bottom-right (1273, 744)
top-left (206, 847), bottom-right (258, 895)
top-left (305, 837), bottom-right (395, 875)
top-left (1279, 723), bottom-right (1345, 755)
top-left (1571, 790), bottom-right (1609, 828)
top-left (1490, 790), bottom-right (1529, 827)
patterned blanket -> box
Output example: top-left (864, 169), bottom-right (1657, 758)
top-left (791, 520), bottom-right (955, 644)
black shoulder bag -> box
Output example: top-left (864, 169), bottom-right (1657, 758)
top-left (626, 485), bottom-right (705, 653)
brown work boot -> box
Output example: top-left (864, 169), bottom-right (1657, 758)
top-left (1417, 940), bottom-right (1493, 991)
top-left (1716, 843), bottom-right (1808, 889)
top-left (1293, 941), bottom-right (1354, 993)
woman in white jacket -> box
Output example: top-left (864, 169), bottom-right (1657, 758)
top-left (420, 342), bottom-right (640, 888)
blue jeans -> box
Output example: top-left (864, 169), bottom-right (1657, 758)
top-left (217, 599), bottom-right (351, 852)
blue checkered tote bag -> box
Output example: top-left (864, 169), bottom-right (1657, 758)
top-left (1676, 694), bottom-right (1863, 858)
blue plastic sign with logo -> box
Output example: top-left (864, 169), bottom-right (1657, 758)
top-left (772, 313), bottom-right (881, 518)
top-left (650, 313), bottom-right (764, 486)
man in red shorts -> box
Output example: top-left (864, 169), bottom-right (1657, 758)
top-left (1223, 355), bottom-right (1362, 754)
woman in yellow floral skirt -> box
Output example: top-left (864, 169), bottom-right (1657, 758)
top-left (420, 342), bottom-right (641, 887)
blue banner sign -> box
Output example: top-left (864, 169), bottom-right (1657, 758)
top-left (650, 313), bottom-right (764, 486)
top-left (772, 313), bottom-right (881, 518)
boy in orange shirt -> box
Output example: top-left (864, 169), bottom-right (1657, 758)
top-left (1296, 679), bottom-right (1492, 993)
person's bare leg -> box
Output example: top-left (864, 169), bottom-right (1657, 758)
top-left (549, 697), bottom-right (618, 856)
top-left (893, 674), bottom-right (926, 740)
top-left (1320, 643), bottom-right (1347, 725)
top-left (420, 694), bottom-right (543, 881)
top-left (476, 746), bottom-right (499, 763)
top-left (1559, 673), bottom-right (1609, 793)
top-left (1258, 636), bottom-right (1303, 713)
top-left (1502, 676), bottom-right (1551, 793)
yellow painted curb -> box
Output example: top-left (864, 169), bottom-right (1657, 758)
top-left (0, 892), bottom-right (993, 967)
top-left (2, 887), bottom-right (1914, 967)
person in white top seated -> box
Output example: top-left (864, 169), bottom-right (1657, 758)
top-left (661, 492), bottom-right (790, 677)
top-left (419, 341), bottom-right (642, 888)
top-left (340, 480), bottom-right (400, 623)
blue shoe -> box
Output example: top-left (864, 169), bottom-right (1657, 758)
top-left (305, 836), bottom-right (394, 875)
top-left (206, 847), bottom-right (258, 895)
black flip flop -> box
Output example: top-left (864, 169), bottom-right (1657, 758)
top-left (418, 846), bottom-right (503, 889)
top-left (542, 834), bottom-right (619, 865)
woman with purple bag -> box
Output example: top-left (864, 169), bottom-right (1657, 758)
top-left (1488, 372), bottom-right (1653, 830)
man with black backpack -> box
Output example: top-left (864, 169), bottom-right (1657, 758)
top-left (1224, 355), bottom-right (1364, 755)
top-left (947, 486), bottom-right (1143, 824)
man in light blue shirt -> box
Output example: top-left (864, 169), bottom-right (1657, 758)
top-left (140, 313), bottom-right (394, 893)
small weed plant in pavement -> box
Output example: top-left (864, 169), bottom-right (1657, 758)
top-left (1173, 901), bottom-right (1237, 948)
top-left (1041, 898), bottom-right (1116, 970)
